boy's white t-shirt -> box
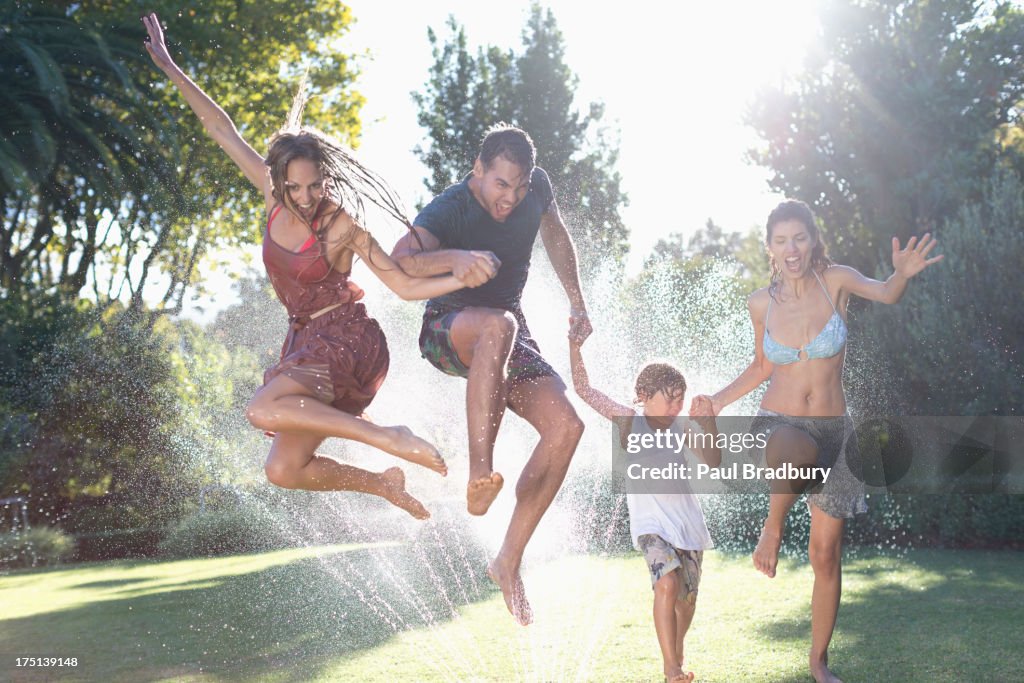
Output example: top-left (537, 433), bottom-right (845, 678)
top-left (625, 413), bottom-right (714, 552)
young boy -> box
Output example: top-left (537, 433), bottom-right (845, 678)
top-left (570, 339), bottom-right (720, 683)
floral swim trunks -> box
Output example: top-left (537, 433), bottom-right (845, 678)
top-left (637, 534), bottom-right (703, 604)
top-left (418, 304), bottom-right (559, 387)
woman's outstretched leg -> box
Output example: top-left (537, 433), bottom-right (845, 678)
top-left (248, 374), bottom-right (446, 476)
top-left (754, 426), bottom-right (819, 577)
top-left (265, 431), bottom-right (430, 519)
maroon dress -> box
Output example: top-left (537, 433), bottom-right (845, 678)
top-left (261, 205), bottom-right (389, 415)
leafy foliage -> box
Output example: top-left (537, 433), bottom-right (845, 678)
top-left (0, 290), bottom-right (270, 536)
top-left (158, 507), bottom-right (289, 558)
top-left (0, 526), bottom-right (76, 568)
top-left (856, 170), bottom-right (1024, 414)
top-left (747, 0), bottom-right (1024, 274)
top-left (1, 0), bottom-right (363, 318)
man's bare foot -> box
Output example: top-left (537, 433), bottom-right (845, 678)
top-left (379, 467), bottom-right (430, 520)
top-left (487, 556), bottom-right (532, 625)
top-left (810, 655), bottom-right (843, 683)
top-left (384, 426), bottom-right (447, 476)
top-left (467, 471), bottom-right (504, 515)
top-left (752, 525), bottom-right (783, 577)
top-left (664, 664), bottom-right (694, 682)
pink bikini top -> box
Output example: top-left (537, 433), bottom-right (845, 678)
top-left (262, 205), bottom-right (362, 317)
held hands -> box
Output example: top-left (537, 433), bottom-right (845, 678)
top-left (141, 13), bottom-right (176, 73)
top-left (892, 233), bottom-right (943, 279)
top-left (568, 308), bottom-right (592, 345)
top-left (452, 250), bottom-right (500, 288)
top-left (689, 394), bottom-right (719, 417)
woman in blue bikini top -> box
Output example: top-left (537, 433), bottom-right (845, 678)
top-left (761, 269), bottom-right (847, 365)
top-left (704, 199), bottom-right (941, 418)
top-left (692, 199), bottom-right (943, 683)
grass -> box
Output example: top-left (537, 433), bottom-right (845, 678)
top-left (1, 545), bottom-right (1022, 682)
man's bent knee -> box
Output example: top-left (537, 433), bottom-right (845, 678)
top-left (564, 413), bottom-right (585, 444)
top-left (540, 410), bottom-right (585, 451)
top-left (452, 309), bottom-right (517, 368)
top-left (477, 311), bottom-right (517, 344)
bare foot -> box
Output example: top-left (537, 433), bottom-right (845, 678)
top-left (467, 471), bottom-right (504, 515)
top-left (664, 665), bottom-right (694, 682)
top-left (379, 467), bottom-right (430, 520)
top-left (384, 426), bottom-right (447, 476)
top-left (811, 655), bottom-right (843, 683)
top-left (752, 525), bottom-right (782, 578)
top-left (487, 556), bottom-right (532, 626)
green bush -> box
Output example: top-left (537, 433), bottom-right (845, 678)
top-left (856, 170), bottom-right (1024, 415)
top-left (851, 494), bottom-right (1024, 549)
top-left (158, 507), bottom-right (291, 558)
top-left (74, 527), bottom-right (165, 561)
top-left (0, 527), bottom-right (76, 569)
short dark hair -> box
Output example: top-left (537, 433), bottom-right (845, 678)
top-left (479, 123), bottom-right (536, 174)
top-left (634, 363), bottom-right (687, 403)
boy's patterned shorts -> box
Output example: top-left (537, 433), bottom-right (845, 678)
top-left (638, 534), bottom-right (703, 604)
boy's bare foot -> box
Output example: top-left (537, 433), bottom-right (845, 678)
top-left (467, 471), bottom-right (504, 515)
top-left (664, 665), bottom-right (694, 682)
top-left (379, 467), bottom-right (430, 520)
top-left (385, 426), bottom-right (448, 476)
top-left (752, 525), bottom-right (783, 577)
top-left (487, 556), bottom-right (532, 625)
top-left (811, 656), bottom-right (843, 683)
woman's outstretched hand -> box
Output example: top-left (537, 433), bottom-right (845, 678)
top-left (142, 12), bottom-right (176, 73)
top-left (892, 233), bottom-right (943, 279)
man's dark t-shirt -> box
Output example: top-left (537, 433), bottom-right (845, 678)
top-left (414, 167), bottom-right (554, 311)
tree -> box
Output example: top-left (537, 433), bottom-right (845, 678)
top-left (647, 220), bottom-right (769, 294)
top-left (413, 5), bottom-right (629, 276)
top-left (856, 170), bottom-right (1024, 414)
top-left (0, 296), bottom-right (201, 531)
top-left (1, 0), bottom-right (364, 321)
top-left (747, 0), bottom-right (1024, 275)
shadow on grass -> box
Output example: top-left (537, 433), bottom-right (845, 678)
top-left (751, 549), bottom-right (1024, 683)
top-left (69, 577), bottom-right (152, 590)
top-left (0, 538), bottom-right (495, 683)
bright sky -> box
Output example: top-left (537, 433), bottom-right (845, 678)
top-left (342, 0), bottom-right (820, 272)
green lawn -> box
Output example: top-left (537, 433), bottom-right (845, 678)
top-left (1, 545), bottom-right (1021, 682)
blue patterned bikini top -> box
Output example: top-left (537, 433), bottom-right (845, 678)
top-left (762, 270), bottom-right (847, 365)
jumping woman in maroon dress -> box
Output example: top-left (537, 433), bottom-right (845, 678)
top-left (143, 13), bottom-right (493, 518)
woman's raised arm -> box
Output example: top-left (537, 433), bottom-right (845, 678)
top-left (142, 13), bottom-right (269, 200)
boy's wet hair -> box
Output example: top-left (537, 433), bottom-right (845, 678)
top-left (479, 123), bottom-right (536, 175)
top-left (634, 363), bottom-right (687, 403)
